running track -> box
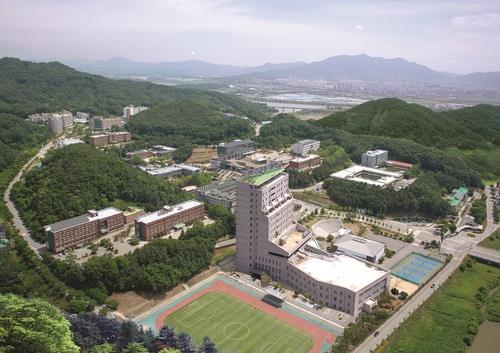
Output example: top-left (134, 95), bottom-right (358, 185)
top-left (154, 280), bottom-right (336, 353)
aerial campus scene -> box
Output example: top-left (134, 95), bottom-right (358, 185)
top-left (0, 1), bottom-right (499, 353)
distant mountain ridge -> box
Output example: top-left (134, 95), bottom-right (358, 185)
top-left (56, 54), bottom-right (500, 88)
top-left (0, 57), bottom-right (266, 119)
top-left (61, 56), bottom-right (306, 78)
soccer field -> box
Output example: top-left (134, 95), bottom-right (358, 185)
top-left (164, 291), bottom-right (314, 353)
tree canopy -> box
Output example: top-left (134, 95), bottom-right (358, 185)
top-left (0, 293), bottom-right (79, 353)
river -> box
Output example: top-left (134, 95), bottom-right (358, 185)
top-left (468, 320), bottom-right (500, 353)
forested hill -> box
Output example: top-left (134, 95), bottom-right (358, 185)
top-left (317, 98), bottom-right (500, 149)
top-left (127, 100), bottom-right (254, 146)
top-left (0, 57), bottom-right (266, 120)
top-left (11, 143), bottom-right (190, 241)
top-left (0, 113), bottom-right (50, 172)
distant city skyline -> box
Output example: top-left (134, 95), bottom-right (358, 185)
top-left (1, 0), bottom-right (499, 74)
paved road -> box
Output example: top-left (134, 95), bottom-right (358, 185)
top-left (3, 140), bottom-right (56, 253)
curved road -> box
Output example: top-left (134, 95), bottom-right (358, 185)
top-left (3, 140), bottom-right (56, 253)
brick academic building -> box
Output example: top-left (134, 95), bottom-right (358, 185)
top-left (135, 200), bottom-right (205, 240)
top-left (45, 208), bottom-right (125, 253)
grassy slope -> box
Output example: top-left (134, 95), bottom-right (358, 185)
top-left (0, 57), bottom-right (266, 120)
top-left (382, 260), bottom-right (500, 353)
top-left (166, 292), bottom-right (313, 353)
top-left (479, 229), bottom-right (500, 251)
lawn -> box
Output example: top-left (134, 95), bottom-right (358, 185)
top-left (293, 190), bottom-right (334, 208)
top-left (164, 292), bottom-right (313, 353)
top-left (479, 229), bottom-right (500, 251)
top-left (380, 259), bottom-right (500, 353)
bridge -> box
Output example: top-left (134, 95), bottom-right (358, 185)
top-left (469, 246), bottom-right (500, 266)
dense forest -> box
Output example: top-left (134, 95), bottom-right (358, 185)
top-left (44, 236), bottom-right (214, 296)
top-left (0, 57), bottom-right (267, 120)
top-left (0, 113), bottom-right (50, 172)
top-left (126, 100), bottom-right (254, 146)
top-left (11, 144), bottom-right (190, 241)
top-left (323, 173), bottom-right (452, 218)
top-left (317, 98), bottom-right (500, 149)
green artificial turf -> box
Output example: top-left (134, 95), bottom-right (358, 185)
top-left (165, 291), bottom-right (313, 353)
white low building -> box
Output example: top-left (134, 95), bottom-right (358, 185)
top-left (330, 165), bottom-right (403, 187)
top-left (334, 233), bottom-right (385, 263)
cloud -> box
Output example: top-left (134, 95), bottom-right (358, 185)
top-left (451, 12), bottom-right (500, 27)
top-left (355, 24), bottom-right (364, 30)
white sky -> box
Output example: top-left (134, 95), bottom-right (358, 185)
top-left (1, 0), bottom-right (499, 73)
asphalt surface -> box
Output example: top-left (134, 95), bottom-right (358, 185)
top-left (3, 140), bottom-right (55, 253)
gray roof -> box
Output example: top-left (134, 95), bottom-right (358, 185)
top-left (45, 208), bottom-right (122, 233)
top-left (335, 234), bottom-right (385, 257)
top-left (45, 214), bottom-right (90, 233)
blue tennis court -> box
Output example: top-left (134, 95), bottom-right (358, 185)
top-left (391, 253), bottom-right (442, 285)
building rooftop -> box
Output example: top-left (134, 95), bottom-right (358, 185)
top-left (140, 164), bottom-right (200, 176)
top-left (291, 251), bottom-right (389, 292)
top-left (219, 139), bottom-right (254, 149)
top-left (295, 139), bottom-right (319, 145)
top-left (449, 187), bottom-right (468, 207)
top-left (45, 208), bottom-right (122, 233)
top-left (364, 149), bottom-right (388, 156)
top-left (330, 165), bottom-right (402, 187)
top-left (246, 168), bottom-right (284, 186)
top-left (291, 154), bottom-right (320, 163)
top-left (335, 234), bottom-right (385, 257)
top-left (274, 224), bottom-right (311, 253)
top-left (136, 200), bottom-right (203, 224)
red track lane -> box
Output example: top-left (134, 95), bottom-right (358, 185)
top-left (155, 279), bottom-right (336, 353)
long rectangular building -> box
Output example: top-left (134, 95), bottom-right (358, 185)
top-left (89, 132), bottom-right (131, 146)
top-left (135, 200), bottom-right (205, 240)
top-left (235, 170), bottom-right (389, 318)
top-left (45, 208), bottom-right (125, 253)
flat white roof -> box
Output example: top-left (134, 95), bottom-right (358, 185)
top-left (140, 164), bottom-right (200, 176)
top-left (291, 251), bottom-right (388, 292)
top-left (89, 208), bottom-right (123, 220)
top-left (330, 165), bottom-right (402, 187)
top-left (291, 154), bottom-right (320, 163)
top-left (136, 200), bottom-right (203, 224)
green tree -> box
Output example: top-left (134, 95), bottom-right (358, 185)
top-left (122, 343), bottom-right (148, 353)
top-left (159, 349), bottom-right (181, 353)
top-left (0, 294), bottom-right (79, 353)
top-left (89, 344), bottom-right (115, 353)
